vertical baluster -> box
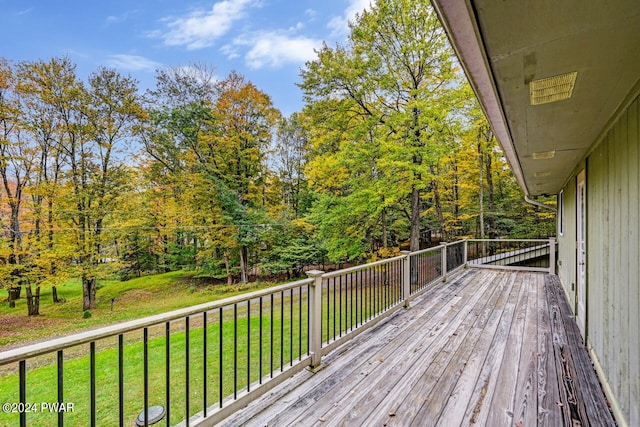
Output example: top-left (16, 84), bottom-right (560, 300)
top-left (350, 272), bottom-right (354, 330)
top-left (165, 323), bottom-right (171, 426)
top-left (307, 285), bottom-right (311, 356)
top-left (219, 308), bottom-right (223, 409)
top-left (203, 312), bottom-right (208, 416)
top-left (19, 360), bottom-right (26, 427)
top-left (378, 264), bottom-right (383, 314)
top-left (58, 350), bottom-right (65, 427)
top-left (233, 304), bottom-right (237, 399)
top-left (290, 288), bottom-right (293, 366)
top-left (356, 270), bottom-right (359, 326)
top-left (392, 262), bottom-right (396, 303)
top-left (332, 277), bottom-right (336, 340)
top-left (247, 301), bottom-right (250, 391)
top-left (280, 291), bottom-right (284, 371)
top-left (325, 279), bottom-right (330, 343)
top-left (270, 295), bottom-right (274, 377)
top-left (91, 342), bottom-right (96, 427)
top-left (259, 296), bottom-right (263, 383)
top-left (185, 318), bottom-right (190, 426)
top-left (118, 335), bottom-right (124, 427)
top-left (368, 268), bottom-right (372, 321)
top-left (298, 286), bottom-right (302, 361)
top-left (339, 276), bottom-right (343, 337)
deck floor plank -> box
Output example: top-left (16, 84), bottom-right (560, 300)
top-left (395, 271), bottom-right (513, 427)
top-left (260, 275), bottom-right (469, 427)
top-left (217, 270), bottom-right (616, 427)
top-left (512, 273), bottom-right (541, 426)
top-left (305, 272), bottom-right (490, 425)
top-left (536, 275), bottom-right (563, 426)
top-left (435, 271), bottom-right (516, 427)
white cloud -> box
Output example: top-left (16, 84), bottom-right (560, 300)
top-left (328, 0), bottom-right (373, 39)
top-left (105, 10), bottom-right (139, 25)
top-left (107, 54), bottom-right (162, 72)
top-left (155, 0), bottom-right (255, 50)
top-left (305, 9), bottom-right (317, 20)
top-left (16, 7), bottom-right (34, 16)
top-left (234, 31), bottom-right (322, 70)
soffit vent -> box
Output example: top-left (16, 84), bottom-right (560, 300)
top-left (534, 171), bottom-right (551, 178)
top-left (532, 150), bottom-right (556, 160)
top-left (530, 71), bottom-right (578, 105)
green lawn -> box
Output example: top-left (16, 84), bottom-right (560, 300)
top-left (0, 271), bottom-right (276, 347)
top-left (0, 291), bottom-right (312, 426)
top-left (0, 271), bottom-right (401, 426)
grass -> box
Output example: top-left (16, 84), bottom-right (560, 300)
top-left (0, 269), bottom-right (404, 426)
top-left (0, 271), bottom-right (276, 347)
top-left (0, 292), bottom-right (311, 426)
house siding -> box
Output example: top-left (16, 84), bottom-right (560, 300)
top-left (561, 96), bottom-right (640, 426)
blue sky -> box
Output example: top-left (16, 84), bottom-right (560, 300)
top-left (0, 0), bottom-right (371, 115)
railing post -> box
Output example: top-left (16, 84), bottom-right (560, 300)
top-left (441, 243), bottom-right (448, 282)
top-left (306, 270), bottom-right (324, 370)
top-left (463, 239), bottom-right (468, 267)
top-left (549, 237), bottom-right (556, 274)
top-left (401, 251), bottom-right (411, 308)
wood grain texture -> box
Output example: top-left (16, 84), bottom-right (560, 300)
top-left (218, 270), bottom-right (616, 427)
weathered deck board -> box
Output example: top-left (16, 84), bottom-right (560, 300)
top-left (545, 274), bottom-right (617, 427)
top-left (436, 271), bottom-right (516, 426)
top-left (219, 270), bottom-right (616, 427)
top-left (536, 273), bottom-right (562, 427)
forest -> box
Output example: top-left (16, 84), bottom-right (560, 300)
top-left (0, 0), bottom-right (554, 316)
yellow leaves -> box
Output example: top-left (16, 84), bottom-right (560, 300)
top-left (305, 154), bottom-right (349, 193)
top-left (291, 218), bottom-right (317, 234)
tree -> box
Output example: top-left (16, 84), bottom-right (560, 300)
top-left (142, 68), bottom-right (280, 284)
top-left (17, 58), bottom-right (143, 311)
top-left (207, 71), bottom-right (280, 283)
top-left (274, 113), bottom-right (313, 218)
top-left (300, 0), bottom-right (463, 252)
top-left (0, 58), bottom-right (26, 307)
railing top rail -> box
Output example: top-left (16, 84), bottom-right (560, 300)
top-left (0, 277), bottom-right (314, 366)
top-left (322, 255), bottom-right (407, 279)
top-left (446, 239), bottom-right (467, 246)
top-left (409, 239), bottom-right (465, 256)
top-left (467, 238), bottom-right (554, 243)
top-left (409, 245), bottom-right (445, 257)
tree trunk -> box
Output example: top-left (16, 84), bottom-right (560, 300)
top-left (8, 287), bottom-right (20, 308)
top-left (224, 253), bottom-right (233, 285)
top-left (239, 246), bottom-right (248, 284)
top-left (479, 145), bottom-right (485, 240)
top-left (432, 178), bottom-right (444, 236)
top-left (381, 208), bottom-right (388, 248)
top-left (52, 286), bottom-right (60, 303)
top-left (26, 285), bottom-right (40, 316)
top-left (82, 275), bottom-right (97, 310)
top-left (453, 162), bottom-right (460, 228)
top-left (409, 186), bottom-right (421, 252)
top-left (485, 152), bottom-right (496, 238)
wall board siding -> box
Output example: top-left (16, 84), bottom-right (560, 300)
top-left (571, 95), bottom-right (640, 426)
top-left (627, 99), bottom-right (640, 427)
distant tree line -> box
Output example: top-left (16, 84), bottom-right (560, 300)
top-left (0, 0), bottom-right (554, 316)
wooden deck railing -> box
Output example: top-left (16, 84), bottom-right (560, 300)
top-left (0, 238), bottom-right (555, 427)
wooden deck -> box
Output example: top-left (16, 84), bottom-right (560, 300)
top-left (220, 269), bottom-right (616, 426)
